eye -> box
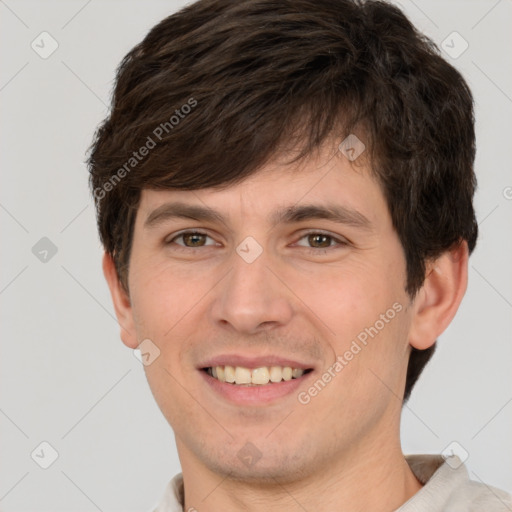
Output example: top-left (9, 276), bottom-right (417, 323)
top-left (167, 230), bottom-right (218, 248)
top-left (294, 231), bottom-right (348, 252)
top-left (165, 230), bottom-right (348, 254)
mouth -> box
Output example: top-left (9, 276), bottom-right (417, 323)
top-left (202, 365), bottom-right (313, 386)
top-left (198, 355), bottom-right (316, 405)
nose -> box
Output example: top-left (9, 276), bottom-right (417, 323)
top-left (210, 248), bottom-right (294, 335)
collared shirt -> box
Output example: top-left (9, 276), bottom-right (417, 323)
top-left (152, 454), bottom-right (512, 511)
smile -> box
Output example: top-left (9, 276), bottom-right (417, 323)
top-left (204, 365), bottom-right (312, 385)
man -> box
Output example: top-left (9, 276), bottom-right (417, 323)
top-left (88, 0), bottom-right (512, 510)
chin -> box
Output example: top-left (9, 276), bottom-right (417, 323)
top-left (200, 445), bottom-right (314, 485)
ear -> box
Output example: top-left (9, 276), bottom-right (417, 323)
top-left (102, 252), bottom-right (139, 349)
top-left (409, 241), bottom-right (469, 350)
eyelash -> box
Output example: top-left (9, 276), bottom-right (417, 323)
top-left (166, 230), bottom-right (348, 254)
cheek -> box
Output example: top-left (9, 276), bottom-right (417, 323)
top-left (129, 264), bottom-right (204, 426)
top-left (129, 257), bottom-right (209, 338)
top-left (300, 257), bottom-right (409, 382)
top-left (297, 259), bottom-right (393, 334)
top-left (128, 260), bottom-right (214, 393)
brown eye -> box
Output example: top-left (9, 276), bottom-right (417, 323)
top-left (307, 233), bottom-right (333, 248)
top-left (167, 231), bottom-right (216, 248)
top-left (294, 231), bottom-right (349, 253)
top-left (181, 232), bottom-right (207, 247)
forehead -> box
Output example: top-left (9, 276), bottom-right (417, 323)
top-left (136, 148), bottom-right (388, 230)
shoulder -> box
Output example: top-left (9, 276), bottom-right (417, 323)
top-left (446, 479), bottom-right (512, 511)
top-left (403, 454), bottom-right (512, 512)
top-left (152, 473), bottom-right (184, 512)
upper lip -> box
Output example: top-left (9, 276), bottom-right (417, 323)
top-left (198, 354), bottom-right (315, 370)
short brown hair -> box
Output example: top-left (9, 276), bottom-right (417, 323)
top-left (88, 0), bottom-right (478, 402)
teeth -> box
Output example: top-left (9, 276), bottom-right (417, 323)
top-left (234, 366), bottom-right (252, 384)
top-left (252, 367), bottom-right (270, 385)
top-left (269, 366), bottom-right (282, 382)
top-left (207, 365), bottom-right (307, 385)
top-left (282, 367), bottom-right (293, 381)
top-left (291, 368), bottom-right (303, 379)
top-left (224, 365), bottom-right (236, 383)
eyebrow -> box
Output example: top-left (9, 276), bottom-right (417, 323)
top-left (144, 201), bottom-right (373, 231)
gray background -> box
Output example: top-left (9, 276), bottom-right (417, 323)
top-left (0, 0), bottom-right (511, 510)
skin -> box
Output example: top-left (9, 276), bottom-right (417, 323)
top-left (104, 142), bottom-right (468, 511)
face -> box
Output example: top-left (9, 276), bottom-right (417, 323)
top-left (121, 145), bottom-right (415, 482)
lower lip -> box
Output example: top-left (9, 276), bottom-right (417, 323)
top-left (200, 370), bottom-right (313, 405)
